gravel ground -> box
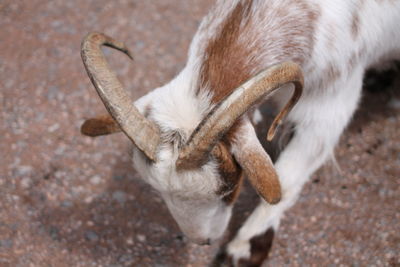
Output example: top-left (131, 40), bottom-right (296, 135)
top-left (0, 1), bottom-right (399, 266)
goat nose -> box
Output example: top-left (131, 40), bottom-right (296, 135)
top-left (192, 237), bottom-right (212, 246)
top-left (199, 238), bottom-right (211, 246)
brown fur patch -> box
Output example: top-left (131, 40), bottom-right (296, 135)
top-left (81, 114), bottom-right (121, 136)
top-left (210, 228), bottom-right (275, 267)
top-left (312, 62), bottom-right (342, 93)
top-left (238, 228), bottom-right (275, 267)
top-left (199, 1), bottom-right (320, 105)
top-left (197, 0), bottom-right (319, 143)
top-left (213, 142), bottom-right (244, 204)
top-left (200, 0), bottom-right (256, 105)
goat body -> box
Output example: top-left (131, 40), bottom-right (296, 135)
top-left (82, 0), bottom-right (400, 265)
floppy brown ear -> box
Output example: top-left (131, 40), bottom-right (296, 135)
top-left (81, 114), bottom-right (121, 137)
top-left (231, 120), bottom-right (281, 204)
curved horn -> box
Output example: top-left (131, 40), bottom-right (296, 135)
top-left (176, 62), bottom-right (303, 170)
top-left (81, 32), bottom-right (160, 161)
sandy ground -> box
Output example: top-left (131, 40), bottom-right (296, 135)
top-left (0, 0), bottom-right (399, 266)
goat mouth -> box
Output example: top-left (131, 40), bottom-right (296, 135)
top-left (192, 238), bottom-right (212, 246)
top-left (199, 238), bottom-right (212, 246)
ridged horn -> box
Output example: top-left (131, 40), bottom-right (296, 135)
top-left (176, 61), bottom-right (303, 170)
top-left (81, 32), bottom-right (160, 161)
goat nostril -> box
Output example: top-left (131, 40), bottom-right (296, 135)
top-left (176, 234), bottom-right (184, 241)
top-left (202, 238), bottom-right (211, 246)
top-left (191, 237), bottom-right (212, 245)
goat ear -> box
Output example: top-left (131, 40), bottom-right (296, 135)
top-left (81, 114), bottom-right (121, 137)
top-left (231, 121), bottom-right (281, 204)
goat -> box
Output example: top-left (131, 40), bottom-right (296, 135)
top-left (80, 0), bottom-right (400, 265)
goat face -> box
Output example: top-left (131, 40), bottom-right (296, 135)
top-left (80, 32), bottom-right (303, 245)
top-left (133, 135), bottom-right (241, 244)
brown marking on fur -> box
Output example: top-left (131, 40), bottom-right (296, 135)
top-left (199, 0), bottom-right (320, 105)
top-left (143, 104), bottom-right (152, 118)
top-left (199, 0), bottom-right (256, 105)
top-left (351, 11), bottom-right (361, 40)
top-left (326, 23), bottom-right (338, 51)
top-left (348, 51), bottom-right (359, 72)
top-left (197, 0), bottom-right (319, 145)
top-left (81, 114), bottom-right (121, 136)
top-left (351, 0), bottom-right (370, 40)
top-left (213, 142), bottom-right (244, 204)
top-left (358, 45), bottom-right (367, 61)
top-left (312, 62), bottom-right (342, 93)
top-left (347, 44), bottom-right (369, 74)
top-left (326, 62), bottom-right (342, 85)
top-left (237, 228), bottom-right (275, 267)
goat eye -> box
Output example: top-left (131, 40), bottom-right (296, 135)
top-left (161, 130), bottom-right (186, 149)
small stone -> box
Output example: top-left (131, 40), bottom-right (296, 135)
top-left (90, 175), bottom-right (101, 185)
top-left (112, 175), bottom-right (124, 181)
top-left (61, 200), bottom-right (73, 208)
top-left (49, 226), bottom-right (60, 241)
top-left (118, 254), bottom-right (134, 264)
top-left (55, 145), bottom-right (66, 155)
top-left (47, 85), bottom-right (59, 100)
top-left (48, 123), bottom-right (60, 133)
top-left (15, 165), bottom-right (33, 177)
top-left (126, 237), bottom-right (134, 245)
top-left (84, 196), bottom-right (93, 204)
top-left (20, 177), bottom-right (31, 189)
top-left (388, 98), bottom-right (400, 109)
top-left (137, 234), bottom-right (146, 242)
top-left (0, 239), bottom-right (13, 248)
top-left (112, 191), bottom-right (126, 204)
top-left (135, 41), bottom-right (145, 49)
top-left (85, 231), bottom-right (99, 242)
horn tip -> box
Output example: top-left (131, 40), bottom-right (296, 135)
top-left (266, 192), bottom-right (281, 205)
top-left (266, 129), bottom-right (276, 141)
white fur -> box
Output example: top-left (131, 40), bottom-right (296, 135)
top-left (129, 0), bottom-right (400, 263)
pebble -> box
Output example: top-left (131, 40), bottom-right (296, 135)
top-left (388, 98), bottom-right (400, 109)
top-left (15, 165), bottom-right (33, 177)
top-left (112, 191), bottom-right (126, 204)
top-left (84, 196), bottom-right (93, 204)
top-left (49, 226), bottom-right (60, 241)
top-left (48, 123), bottom-right (60, 133)
top-left (20, 177), bottom-right (31, 189)
top-left (112, 175), bottom-right (124, 181)
top-left (126, 237), bottom-right (134, 245)
top-left (137, 234), bottom-right (146, 242)
top-left (61, 200), bottom-right (73, 208)
top-left (0, 239), bottom-right (13, 248)
top-left (47, 85), bottom-right (59, 100)
top-left (84, 230), bottom-right (99, 242)
top-left (118, 254), bottom-right (134, 264)
top-left (90, 175), bottom-right (102, 185)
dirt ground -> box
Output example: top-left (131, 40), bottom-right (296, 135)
top-left (0, 0), bottom-right (399, 266)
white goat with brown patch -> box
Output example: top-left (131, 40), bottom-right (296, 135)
top-left (81, 0), bottom-right (400, 265)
